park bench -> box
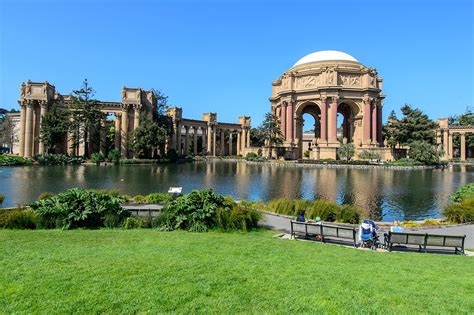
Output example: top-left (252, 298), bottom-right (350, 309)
top-left (290, 221), bottom-right (358, 247)
top-left (386, 231), bottom-right (466, 254)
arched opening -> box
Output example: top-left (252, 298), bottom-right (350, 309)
top-left (296, 102), bottom-right (321, 158)
top-left (337, 102), bottom-right (359, 143)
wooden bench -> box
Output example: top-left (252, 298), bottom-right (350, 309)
top-left (387, 231), bottom-right (466, 254)
top-left (290, 221), bottom-right (358, 247)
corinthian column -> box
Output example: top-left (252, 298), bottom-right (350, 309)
top-left (24, 102), bottom-right (34, 158)
top-left (377, 103), bottom-right (383, 144)
top-left (286, 101), bottom-right (294, 141)
top-left (371, 103), bottom-right (377, 144)
top-left (220, 129), bottom-right (225, 155)
top-left (19, 104), bottom-right (26, 157)
top-left (280, 103), bottom-right (287, 140)
top-left (38, 101), bottom-right (48, 154)
top-left (320, 97), bottom-right (327, 143)
top-left (133, 105), bottom-right (140, 130)
top-left (362, 97), bottom-right (371, 145)
top-left (207, 125), bottom-right (212, 155)
top-left (461, 133), bottom-right (466, 161)
top-left (114, 113), bottom-right (121, 150)
top-left (328, 96), bottom-right (338, 144)
top-left (246, 127), bottom-right (250, 148)
top-left (212, 126), bottom-right (217, 156)
top-left (120, 105), bottom-right (129, 157)
top-left (229, 131), bottom-right (233, 156)
top-left (237, 130), bottom-right (241, 155)
top-left (193, 127), bottom-right (198, 155)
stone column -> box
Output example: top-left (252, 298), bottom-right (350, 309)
top-left (19, 104), bottom-right (26, 157)
top-left (201, 128), bottom-right (206, 154)
top-left (114, 113), bottom-right (121, 150)
top-left (286, 101), bottom-right (294, 142)
top-left (246, 127), bottom-right (250, 148)
top-left (212, 126), bottom-right (217, 156)
top-left (371, 103), bottom-right (378, 144)
top-left (24, 102), bottom-right (34, 158)
top-left (176, 123), bottom-right (182, 154)
top-left (229, 131), bottom-right (233, 155)
top-left (328, 97), bottom-right (338, 144)
top-left (443, 129), bottom-right (449, 157)
top-left (184, 126), bottom-right (189, 155)
top-left (38, 102), bottom-right (47, 155)
top-left (120, 105), bottom-right (129, 158)
top-left (133, 105), bottom-right (140, 130)
top-left (78, 129), bottom-right (85, 156)
top-left (220, 129), bottom-right (225, 155)
top-left (280, 103), bottom-right (287, 140)
top-left (320, 97), bottom-right (327, 143)
top-left (460, 133), bottom-right (466, 161)
top-left (237, 130), bottom-right (241, 155)
top-left (193, 127), bottom-right (198, 155)
top-left (363, 98), bottom-right (371, 144)
top-left (377, 104), bottom-right (383, 144)
top-left (448, 132), bottom-right (453, 160)
top-left (207, 125), bottom-right (212, 155)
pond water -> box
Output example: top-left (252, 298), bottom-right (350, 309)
top-left (0, 161), bottom-right (473, 221)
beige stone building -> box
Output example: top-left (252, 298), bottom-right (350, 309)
top-left (16, 80), bottom-right (251, 158)
top-left (270, 50), bottom-right (388, 159)
top-left (437, 118), bottom-right (473, 161)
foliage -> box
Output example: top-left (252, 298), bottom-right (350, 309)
top-left (166, 149), bottom-right (178, 162)
top-left (337, 143), bottom-right (355, 161)
top-left (449, 183), bottom-right (474, 202)
top-left (91, 152), bottom-right (105, 163)
top-left (383, 104), bottom-right (437, 147)
top-left (250, 128), bottom-right (265, 147)
top-left (145, 193), bottom-right (173, 204)
top-left (358, 150), bottom-right (381, 160)
top-left (245, 152), bottom-right (267, 162)
top-left (0, 154), bottom-right (33, 166)
top-left (264, 198), bottom-right (360, 223)
top-left (157, 190), bottom-right (261, 232)
top-left (30, 188), bottom-right (129, 229)
top-left (119, 158), bottom-right (169, 164)
top-left (131, 118), bottom-right (168, 158)
top-left (38, 192), bottom-right (53, 200)
top-left (0, 115), bottom-right (16, 153)
top-left (0, 193), bottom-right (4, 205)
top-left (303, 150), bottom-right (310, 158)
top-left (122, 217), bottom-right (145, 229)
top-left (408, 140), bottom-right (442, 165)
top-left (389, 158), bottom-right (423, 166)
top-left (35, 154), bottom-right (84, 165)
top-left (0, 208), bottom-right (37, 229)
top-left (443, 196), bottom-right (474, 223)
top-left (107, 149), bottom-right (121, 164)
top-left (449, 109), bottom-right (474, 150)
top-left (39, 101), bottom-right (70, 153)
top-left (68, 79), bottom-right (105, 157)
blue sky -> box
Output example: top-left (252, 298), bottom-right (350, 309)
top-left (1, 0), bottom-right (472, 125)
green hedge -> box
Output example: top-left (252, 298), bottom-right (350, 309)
top-left (443, 183), bottom-right (474, 223)
top-left (35, 154), bottom-right (84, 165)
top-left (0, 154), bottom-right (33, 166)
top-left (0, 208), bottom-right (38, 229)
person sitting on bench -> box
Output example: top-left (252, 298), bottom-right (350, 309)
top-left (296, 210), bottom-right (306, 222)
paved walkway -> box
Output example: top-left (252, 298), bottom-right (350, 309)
top-left (261, 212), bottom-right (474, 249)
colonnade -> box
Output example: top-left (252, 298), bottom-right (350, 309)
top-left (18, 100), bottom-right (48, 157)
top-left (437, 125), bottom-right (473, 161)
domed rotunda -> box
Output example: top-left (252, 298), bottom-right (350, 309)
top-left (269, 50), bottom-right (386, 159)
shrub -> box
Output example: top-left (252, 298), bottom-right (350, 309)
top-left (336, 205), bottom-right (362, 224)
top-left (358, 150), bottom-right (381, 161)
top-left (145, 193), bottom-right (173, 204)
top-left (0, 154), bottom-right (33, 166)
top-left (107, 149), bottom-right (121, 164)
top-left (122, 217), bottom-right (145, 229)
top-left (91, 152), bottom-right (105, 163)
top-left (245, 152), bottom-right (258, 161)
top-left (30, 188), bottom-right (129, 229)
top-left (133, 195), bottom-right (147, 203)
top-left (307, 200), bottom-right (340, 222)
top-left (35, 154), bottom-right (84, 165)
top-left (408, 141), bottom-right (441, 165)
top-left (450, 183), bottom-right (474, 202)
top-left (0, 208), bottom-right (37, 229)
top-left (104, 213), bottom-right (123, 228)
top-left (337, 143), bottom-right (355, 161)
top-left (443, 196), bottom-right (474, 223)
top-left (303, 150), bottom-right (310, 158)
top-left (38, 192), bottom-right (54, 200)
top-left (0, 193), bottom-right (4, 205)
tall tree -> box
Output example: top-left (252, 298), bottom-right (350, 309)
top-left (259, 112), bottom-right (284, 158)
top-left (383, 104), bottom-right (437, 147)
top-left (68, 79), bottom-right (105, 157)
top-left (0, 115), bottom-right (15, 153)
top-left (39, 101), bottom-right (70, 154)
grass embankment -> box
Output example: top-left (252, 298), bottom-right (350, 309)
top-left (1, 229), bottom-right (473, 313)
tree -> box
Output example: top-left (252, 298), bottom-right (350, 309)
top-left (337, 143), bottom-right (355, 161)
top-left (131, 118), bottom-right (167, 158)
top-left (250, 128), bottom-right (265, 147)
top-left (383, 104), bottom-right (437, 147)
top-left (382, 110), bottom-right (398, 147)
top-left (68, 79), bottom-right (105, 157)
top-left (149, 89), bottom-right (173, 155)
top-left (258, 112), bottom-right (284, 158)
top-left (408, 140), bottom-right (442, 165)
top-left (40, 101), bottom-right (70, 153)
top-left (0, 115), bottom-right (15, 153)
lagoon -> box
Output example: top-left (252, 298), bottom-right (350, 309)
top-left (0, 161), bottom-right (472, 221)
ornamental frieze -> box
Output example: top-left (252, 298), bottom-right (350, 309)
top-left (296, 75), bottom-right (321, 89)
top-left (338, 74), bottom-right (361, 86)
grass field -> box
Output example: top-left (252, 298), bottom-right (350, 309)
top-left (1, 229), bottom-right (473, 313)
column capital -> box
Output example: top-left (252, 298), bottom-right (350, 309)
top-left (121, 103), bottom-right (130, 111)
top-left (320, 95), bottom-right (327, 102)
top-left (331, 95), bottom-right (339, 103)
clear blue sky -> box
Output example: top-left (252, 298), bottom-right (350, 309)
top-left (1, 0), bottom-right (472, 125)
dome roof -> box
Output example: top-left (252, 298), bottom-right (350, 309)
top-left (292, 50), bottom-right (358, 67)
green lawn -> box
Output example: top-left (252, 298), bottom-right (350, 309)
top-left (0, 229), bottom-right (473, 313)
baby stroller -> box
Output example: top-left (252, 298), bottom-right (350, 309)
top-left (359, 220), bottom-right (381, 249)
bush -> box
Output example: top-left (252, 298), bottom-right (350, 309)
top-left (391, 158), bottom-right (423, 166)
top-left (0, 193), bottom-right (4, 205)
top-left (408, 140), bottom-right (441, 165)
top-left (91, 152), bottom-right (105, 163)
top-left (0, 154), bottom-right (33, 166)
top-left (38, 192), bottom-right (54, 200)
top-left (157, 190), bottom-right (261, 232)
top-left (337, 205), bottom-right (362, 224)
top-left (122, 217), bottom-right (145, 229)
top-left (450, 183), bottom-right (474, 202)
top-left (337, 143), bottom-right (355, 161)
top-left (444, 196), bottom-right (474, 223)
top-left (104, 213), bottom-right (123, 228)
top-left (107, 149), bottom-right (121, 164)
top-left (358, 150), bottom-right (381, 161)
top-left (145, 193), bottom-right (173, 204)
top-left (30, 188), bottom-right (129, 229)
top-left (0, 208), bottom-right (37, 229)
top-left (303, 150), bottom-right (310, 158)
top-left (35, 154), bottom-right (84, 165)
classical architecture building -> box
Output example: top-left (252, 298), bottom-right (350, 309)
top-left (16, 81), bottom-right (251, 158)
top-left (270, 50), bottom-right (386, 159)
top-left (437, 118), bottom-right (473, 161)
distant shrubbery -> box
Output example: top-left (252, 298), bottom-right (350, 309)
top-left (0, 154), bottom-right (33, 166)
top-left (35, 154), bottom-right (84, 165)
top-left (262, 198), bottom-right (361, 224)
top-left (91, 152), bottom-right (105, 163)
top-left (245, 152), bottom-right (267, 162)
top-left (0, 208), bottom-right (37, 229)
top-left (358, 150), bottom-right (381, 161)
top-left (132, 193), bottom-right (173, 204)
top-left (443, 183), bottom-right (474, 223)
